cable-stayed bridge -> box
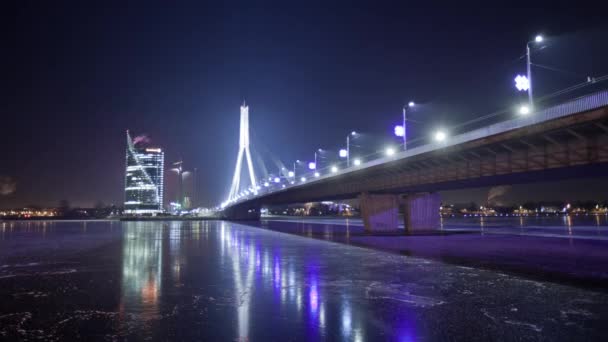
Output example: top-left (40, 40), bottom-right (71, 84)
top-left (221, 91), bottom-right (608, 233)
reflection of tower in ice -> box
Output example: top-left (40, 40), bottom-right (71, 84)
top-left (220, 222), bottom-right (255, 340)
top-left (120, 222), bottom-right (163, 319)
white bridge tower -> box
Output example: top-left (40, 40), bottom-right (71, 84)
top-left (228, 102), bottom-right (258, 201)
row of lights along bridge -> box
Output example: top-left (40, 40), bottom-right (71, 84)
top-left (222, 34), bottom-right (572, 206)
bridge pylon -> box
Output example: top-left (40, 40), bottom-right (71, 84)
top-left (227, 102), bottom-right (258, 201)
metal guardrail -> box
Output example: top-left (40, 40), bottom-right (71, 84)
top-left (224, 90), bottom-right (608, 207)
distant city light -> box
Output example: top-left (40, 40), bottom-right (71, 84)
top-left (514, 75), bottom-right (530, 91)
top-left (308, 162), bottom-right (316, 170)
top-left (434, 130), bottom-right (447, 142)
top-left (394, 125), bottom-right (405, 137)
top-left (519, 105), bottom-right (530, 115)
top-left (301, 177), bottom-right (306, 182)
top-left (282, 184), bottom-right (286, 188)
top-left (353, 158), bottom-right (361, 166)
top-left (288, 171), bottom-right (295, 177)
top-left (264, 182), bottom-right (269, 187)
top-left (385, 147), bottom-right (395, 156)
top-left (535, 35), bottom-right (543, 43)
top-left (331, 165), bottom-right (338, 173)
top-left (274, 177), bottom-right (281, 183)
top-left (314, 172), bottom-right (320, 177)
top-left (290, 181), bottom-right (295, 184)
top-left (339, 149), bottom-right (348, 158)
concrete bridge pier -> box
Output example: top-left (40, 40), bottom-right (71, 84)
top-left (359, 192), bottom-right (441, 233)
top-left (221, 203), bottom-right (261, 221)
top-left (403, 192), bottom-right (441, 233)
top-left (359, 192), bottom-right (400, 233)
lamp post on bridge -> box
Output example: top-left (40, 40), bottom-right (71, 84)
top-left (525, 34), bottom-right (543, 110)
top-left (394, 101), bottom-right (415, 151)
top-left (343, 131), bottom-right (357, 167)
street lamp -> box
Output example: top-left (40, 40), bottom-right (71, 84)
top-left (314, 172), bottom-right (320, 177)
top-left (525, 34), bottom-right (544, 110)
top-left (288, 171), bottom-right (295, 178)
top-left (395, 101), bottom-right (415, 151)
top-left (353, 158), bottom-right (361, 166)
top-left (331, 165), bottom-right (338, 173)
top-left (519, 105), bottom-right (530, 115)
top-left (434, 130), bottom-right (447, 142)
top-left (385, 147), bottom-right (395, 156)
top-left (345, 131), bottom-right (357, 167)
top-left (301, 177), bottom-right (306, 182)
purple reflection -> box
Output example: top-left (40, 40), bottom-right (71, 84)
top-left (274, 257), bottom-right (281, 289)
top-left (309, 278), bottom-right (319, 315)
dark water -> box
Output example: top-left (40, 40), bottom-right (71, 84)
top-left (1, 220), bottom-right (607, 341)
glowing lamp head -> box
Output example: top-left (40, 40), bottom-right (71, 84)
top-left (288, 171), bottom-right (294, 178)
top-left (274, 177), bottom-right (281, 183)
top-left (519, 105), bottom-right (530, 115)
top-left (385, 147), bottom-right (395, 156)
top-left (300, 177), bottom-right (306, 182)
top-left (308, 162), bottom-right (316, 170)
top-left (434, 130), bottom-right (447, 142)
top-left (353, 158), bottom-right (361, 166)
top-left (314, 172), bottom-right (320, 177)
top-left (535, 35), bottom-right (543, 43)
top-left (339, 149), bottom-right (348, 158)
top-left (408, 101), bottom-right (415, 107)
top-left (394, 125), bottom-right (405, 137)
top-left (331, 166), bottom-right (338, 173)
top-left (264, 182), bottom-right (269, 187)
top-left (351, 131), bottom-right (357, 136)
top-left (514, 75), bottom-right (530, 91)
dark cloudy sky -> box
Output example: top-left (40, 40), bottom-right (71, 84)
top-left (2, 1), bottom-right (608, 208)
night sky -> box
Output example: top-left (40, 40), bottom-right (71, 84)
top-left (2, 2), bottom-right (608, 208)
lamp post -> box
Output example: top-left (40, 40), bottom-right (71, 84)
top-left (526, 35), bottom-right (543, 109)
top-left (394, 101), bottom-right (415, 151)
top-left (346, 131), bottom-right (356, 167)
top-left (403, 101), bottom-right (414, 150)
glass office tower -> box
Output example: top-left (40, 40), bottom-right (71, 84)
top-left (124, 131), bottom-right (164, 215)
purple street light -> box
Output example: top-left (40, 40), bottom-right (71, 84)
top-left (394, 125), bottom-right (405, 137)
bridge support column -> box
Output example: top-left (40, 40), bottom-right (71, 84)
top-left (359, 193), bottom-right (399, 233)
top-left (403, 193), bottom-right (441, 233)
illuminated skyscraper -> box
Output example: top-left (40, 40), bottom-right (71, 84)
top-left (124, 131), bottom-right (165, 214)
top-left (227, 102), bottom-right (257, 201)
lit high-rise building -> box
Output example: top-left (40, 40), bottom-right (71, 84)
top-left (124, 131), bottom-right (164, 215)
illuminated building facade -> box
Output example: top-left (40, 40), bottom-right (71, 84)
top-left (124, 131), bottom-right (165, 214)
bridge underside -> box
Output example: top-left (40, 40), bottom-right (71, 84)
top-left (223, 105), bottom-right (608, 232)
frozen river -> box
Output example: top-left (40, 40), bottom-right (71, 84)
top-left (1, 220), bottom-right (607, 340)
